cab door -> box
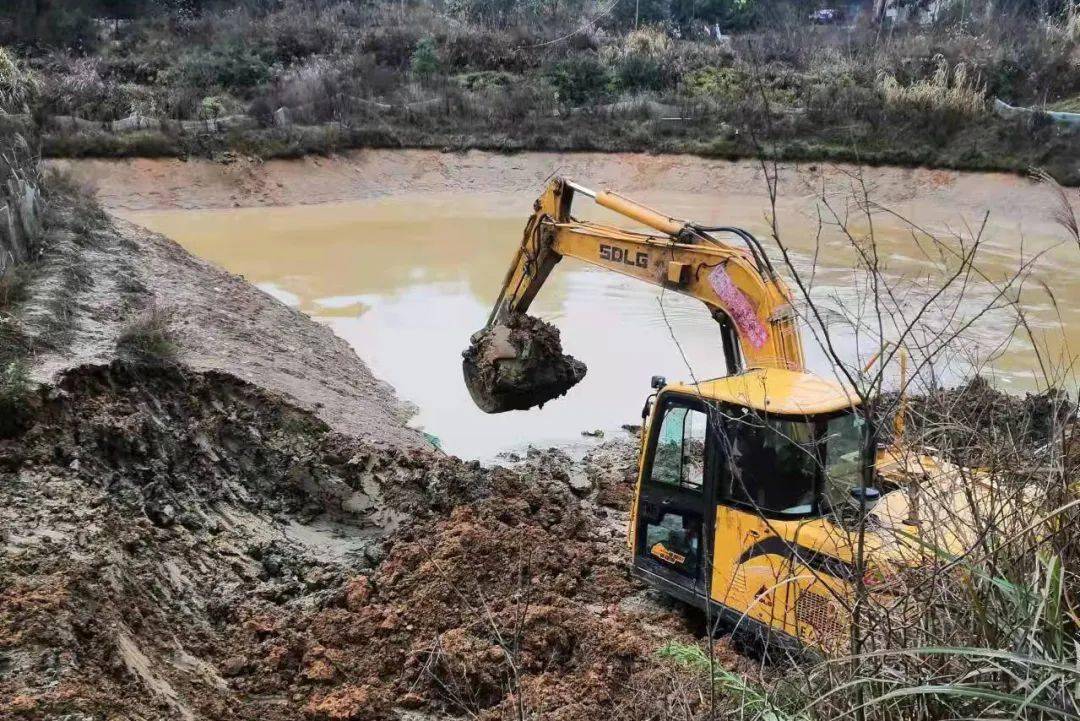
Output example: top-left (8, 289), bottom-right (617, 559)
top-left (633, 395), bottom-right (714, 602)
top-left (708, 408), bottom-right (820, 639)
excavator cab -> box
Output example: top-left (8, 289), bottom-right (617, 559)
top-left (631, 368), bottom-right (872, 649)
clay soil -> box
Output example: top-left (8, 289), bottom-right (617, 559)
top-left (54, 151), bottom-right (1057, 227)
top-left (1, 362), bottom-right (742, 720)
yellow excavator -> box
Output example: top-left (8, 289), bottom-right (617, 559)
top-left (463, 177), bottom-right (967, 653)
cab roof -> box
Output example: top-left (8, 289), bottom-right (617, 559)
top-left (664, 367), bottom-right (860, 416)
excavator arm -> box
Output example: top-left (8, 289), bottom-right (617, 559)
top-left (487, 177), bottom-right (805, 373)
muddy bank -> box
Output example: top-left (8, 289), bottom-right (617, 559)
top-left (55, 151), bottom-right (1057, 231)
top-left (14, 182), bottom-right (424, 449)
top-left (0, 361), bottom-right (731, 720)
top-left (0, 175), bottom-right (731, 720)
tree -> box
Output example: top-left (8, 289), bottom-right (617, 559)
top-left (410, 37), bottom-right (440, 80)
top-left (670, 0), bottom-right (759, 30)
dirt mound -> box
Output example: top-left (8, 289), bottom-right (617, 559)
top-left (0, 362), bottom-right (486, 719)
top-left (237, 463), bottom-right (708, 719)
top-left (463, 314), bottom-right (587, 414)
top-left (1, 363), bottom-right (733, 721)
top-left (882, 376), bottom-right (1074, 465)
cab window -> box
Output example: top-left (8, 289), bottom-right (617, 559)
top-left (719, 411), bottom-right (818, 515)
top-left (644, 511), bottom-right (700, 576)
top-left (649, 403), bottom-right (707, 491)
top-left (821, 412), bottom-right (869, 509)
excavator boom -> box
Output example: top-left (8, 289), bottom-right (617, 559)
top-left (464, 178), bottom-right (805, 413)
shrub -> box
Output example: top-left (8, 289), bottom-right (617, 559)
top-left (248, 95), bottom-right (274, 127)
top-left (117, 304), bottom-right (178, 366)
top-left (619, 26), bottom-right (673, 58)
top-left (266, 57), bottom-right (354, 123)
top-left (0, 265), bottom-right (27, 310)
top-left (40, 166), bottom-right (108, 241)
top-left (683, 66), bottom-right (746, 101)
top-left (446, 0), bottom-right (525, 28)
top-left (439, 28), bottom-right (529, 73)
top-left (39, 4), bottom-right (100, 53)
top-left (602, 26), bottom-right (681, 93)
top-left (465, 76), bottom-right (548, 124)
top-left (42, 57), bottom-right (128, 120)
top-left (361, 26), bottom-right (421, 69)
top-left (0, 356), bottom-right (30, 437)
top-left (198, 95), bottom-right (226, 120)
top-left (611, 53), bottom-right (666, 92)
top-left (172, 42), bottom-right (272, 90)
top-left (42, 128), bottom-right (185, 159)
top-left (686, 0), bottom-right (762, 29)
top-left (453, 70), bottom-right (519, 91)
top-left (611, 0), bottom-right (671, 28)
top-left (411, 37), bottom-right (440, 80)
top-left (547, 55), bottom-right (611, 106)
top-left (0, 46), bottom-right (37, 114)
top-left (265, 6), bottom-right (337, 62)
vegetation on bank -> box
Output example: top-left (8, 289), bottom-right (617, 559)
top-left (117, 303), bottom-right (179, 365)
top-left (0, 47), bottom-right (39, 437)
top-left (0, 47), bottom-right (117, 436)
top-left (3, 0), bottom-right (1080, 179)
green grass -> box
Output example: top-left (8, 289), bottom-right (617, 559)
top-left (657, 642), bottom-right (807, 721)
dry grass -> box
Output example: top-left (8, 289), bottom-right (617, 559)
top-left (0, 264), bottom-right (27, 310)
top-left (879, 56), bottom-right (987, 117)
top-left (42, 166), bottom-right (109, 238)
top-left (1035, 168), bottom-right (1080, 248)
top-left (0, 46), bottom-right (36, 114)
top-left (16, 1), bottom-right (1080, 179)
top-left (117, 304), bottom-right (178, 366)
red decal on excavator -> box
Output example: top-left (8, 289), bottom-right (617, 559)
top-left (708, 266), bottom-right (768, 349)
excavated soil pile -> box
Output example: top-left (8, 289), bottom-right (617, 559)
top-left (1, 363), bottom-right (736, 721)
top-left (462, 314), bottom-right (587, 414)
top-left (881, 376), bottom-right (1074, 466)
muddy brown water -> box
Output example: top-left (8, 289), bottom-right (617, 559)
top-left (72, 151), bottom-right (1075, 459)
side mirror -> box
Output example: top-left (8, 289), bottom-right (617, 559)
top-left (651, 375), bottom-right (666, 390)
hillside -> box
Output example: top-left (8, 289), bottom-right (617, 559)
top-left (5, 0), bottom-right (1080, 181)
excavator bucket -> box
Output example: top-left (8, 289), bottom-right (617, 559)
top-left (462, 313), bottom-right (587, 413)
